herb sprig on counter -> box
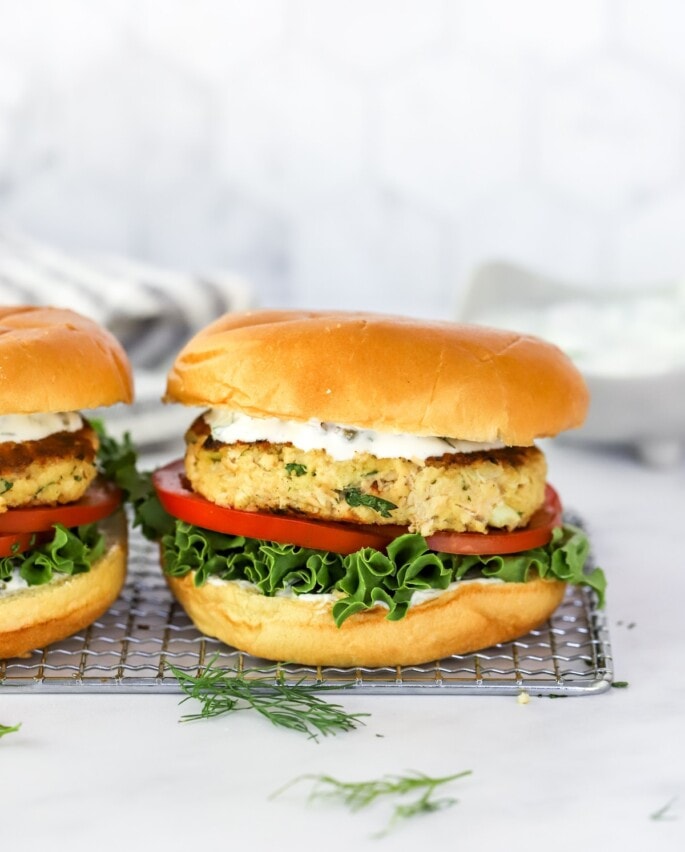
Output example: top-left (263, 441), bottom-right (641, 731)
top-left (272, 769), bottom-right (472, 837)
top-left (650, 798), bottom-right (678, 822)
top-left (0, 723), bottom-right (21, 739)
top-left (170, 657), bottom-right (368, 740)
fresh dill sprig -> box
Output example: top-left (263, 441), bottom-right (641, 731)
top-left (650, 797), bottom-right (678, 821)
top-left (169, 657), bottom-right (368, 741)
top-left (272, 770), bottom-right (472, 836)
top-left (0, 723), bottom-right (21, 739)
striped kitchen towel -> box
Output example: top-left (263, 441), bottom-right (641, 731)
top-left (0, 230), bottom-right (253, 449)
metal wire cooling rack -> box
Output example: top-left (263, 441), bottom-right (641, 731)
top-left (0, 525), bottom-right (613, 695)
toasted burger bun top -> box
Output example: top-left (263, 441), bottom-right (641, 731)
top-left (166, 309), bottom-right (589, 446)
top-left (0, 306), bottom-right (133, 414)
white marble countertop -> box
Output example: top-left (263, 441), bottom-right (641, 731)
top-left (1, 441), bottom-right (684, 851)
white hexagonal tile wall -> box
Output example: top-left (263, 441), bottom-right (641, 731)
top-left (457, 0), bottom-right (605, 64)
top-left (614, 191), bottom-right (685, 283)
top-left (537, 54), bottom-right (684, 212)
top-left (454, 184), bottom-right (606, 296)
top-left (377, 52), bottom-right (527, 214)
top-left (215, 53), bottom-right (367, 214)
top-left (0, 60), bottom-right (32, 189)
top-left (0, 1), bottom-right (128, 86)
top-left (617, 0), bottom-right (685, 78)
top-left (3, 45), bottom-right (216, 260)
top-left (295, 0), bottom-right (446, 76)
top-left (195, 188), bottom-right (292, 305)
top-left (291, 185), bottom-right (451, 317)
top-left (136, 0), bottom-right (286, 81)
top-left (2, 1), bottom-right (685, 317)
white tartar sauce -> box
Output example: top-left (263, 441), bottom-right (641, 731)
top-left (0, 412), bottom-right (83, 444)
top-left (206, 575), bottom-right (503, 610)
top-left (0, 572), bottom-right (30, 595)
top-left (204, 410), bottom-right (504, 462)
top-left (275, 576), bottom-right (503, 609)
top-left (0, 570), bottom-right (71, 597)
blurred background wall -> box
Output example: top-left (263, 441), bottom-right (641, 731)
top-left (0, 0), bottom-right (684, 319)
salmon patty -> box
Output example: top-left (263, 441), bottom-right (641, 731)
top-left (184, 416), bottom-right (547, 536)
top-left (0, 420), bottom-right (98, 513)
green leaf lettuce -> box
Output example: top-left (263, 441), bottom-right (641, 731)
top-left (161, 521), bottom-right (606, 627)
top-left (0, 523), bottom-right (105, 588)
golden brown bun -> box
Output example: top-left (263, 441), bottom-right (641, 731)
top-left (0, 511), bottom-right (127, 659)
top-left (0, 306), bottom-right (133, 414)
top-left (166, 572), bottom-right (566, 667)
top-left (166, 310), bottom-right (588, 445)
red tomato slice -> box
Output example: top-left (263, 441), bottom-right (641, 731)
top-left (0, 477), bottom-right (122, 534)
top-left (153, 459), bottom-right (562, 557)
top-left (0, 530), bottom-right (51, 558)
top-left (153, 460), bottom-right (404, 554)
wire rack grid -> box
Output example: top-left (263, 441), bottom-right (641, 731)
top-left (0, 525), bottom-right (613, 695)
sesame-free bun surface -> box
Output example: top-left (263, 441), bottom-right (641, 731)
top-left (166, 310), bottom-right (588, 445)
top-left (0, 511), bottom-right (127, 659)
top-left (0, 306), bottom-right (133, 414)
top-left (166, 572), bottom-right (567, 667)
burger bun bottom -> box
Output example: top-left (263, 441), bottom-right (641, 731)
top-left (166, 572), bottom-right (567, 667)
top-left (0, 511), bottom-right (127, 659)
